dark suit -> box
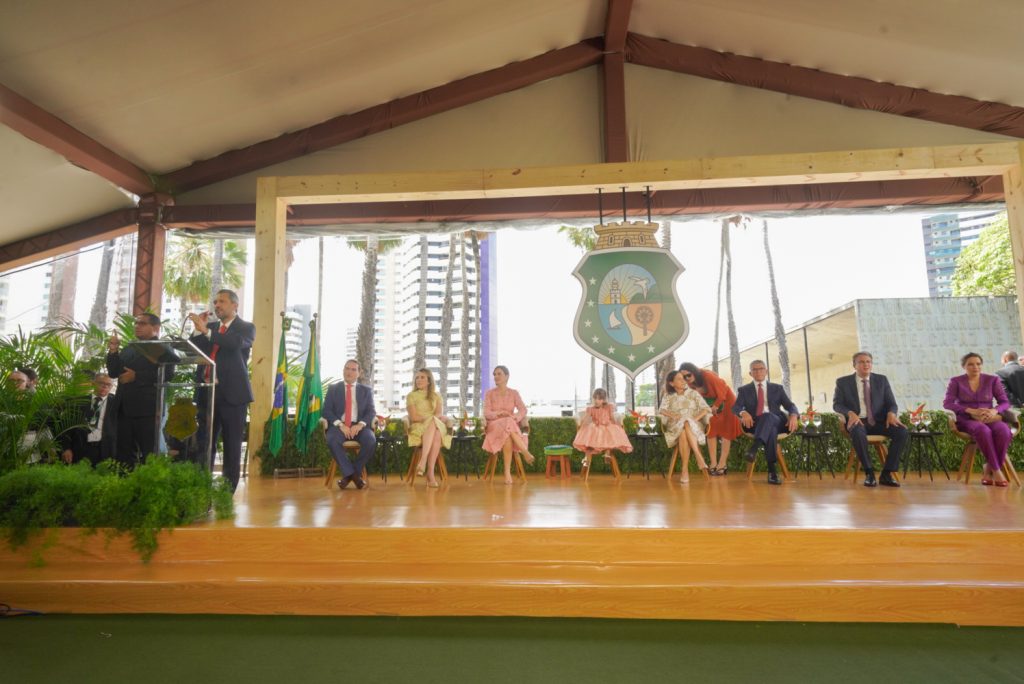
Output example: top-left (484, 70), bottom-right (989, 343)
top-left (60, 393), bottom-right (118, 466)
top-left (733, 381), bottom-right (798, 466)
top-left (322, 381), bottom-right (376, 479)
top-left (996, 362), bottom-right (1024, 408)
top-left (107, 341), bottom-right (177, 468)
top-left (833, 372), bottom-right (906, 473)
top-left (191, 317), bottom-right (255, 491)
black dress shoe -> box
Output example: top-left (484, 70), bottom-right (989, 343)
top-left (353, 477), bottom-right (366, 490)
top-left (767, 472), bottom-right (782, 485)
top-left (745, 445), bottom-right (758, 463)
top-left (337, 476), bottom-right (352, 490)
top-left (863, 472), bottom-right (877, 487)
top-left (879, 472), bottom-right (901, 488)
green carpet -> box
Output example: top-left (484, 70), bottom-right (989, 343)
top-left (2, 615), bottom-right (1022, 683)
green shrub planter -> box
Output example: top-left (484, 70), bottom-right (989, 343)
top-left (0, 456), bottom-right (234, 564)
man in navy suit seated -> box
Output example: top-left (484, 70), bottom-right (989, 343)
top-left (833, 351), bottom-right (906, 487)
top-left (190, 289), bottom-right (255, 492)
top-left (733, 359), bottom-right (799, 485)
top-left (322, 359), bottom-right (376, 490)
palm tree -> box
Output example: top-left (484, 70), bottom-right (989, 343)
top-left (654, 221), bottom-right (675, 405)
top-left (349, 236), bottom-right (400, 386)
top-left (762, 219), bottom-right (791, 395)
top-left (89, 239), bottom-right (116, 329)
top-left (438, 234), bottom-right (458, 412)
top-left (723, 217), bottom-right (742, 389)
top-left (413, 235), bottom-right (429, 371)
top-left (210, 239), bottom-right (224, 295)
top-left (469, 232), bottom-right (481, 414)
top-left (711, 224), bottom-right (726, 375)
top-left (164, 237), bottom-right (246, 321)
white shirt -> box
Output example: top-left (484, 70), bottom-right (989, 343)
top-left (87, 395), bottom-right (109, 443)
top-left (333, 383), bottom-right (361, 427)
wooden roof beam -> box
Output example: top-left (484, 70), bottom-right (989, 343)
top-left (0, 208), bottom-right (139, 272)
top-left (0, 83), bottom-right (154, 196)
top-left (625, 33), bottom-right (1024, 139)
top-left (160, 40), bottom-right (605, 194)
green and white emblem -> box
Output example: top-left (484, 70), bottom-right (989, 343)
top-left (572, 221), bottom-right (688, 380)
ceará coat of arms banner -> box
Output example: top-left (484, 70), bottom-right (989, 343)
top-left (571, 221), bottom-right (689, 380)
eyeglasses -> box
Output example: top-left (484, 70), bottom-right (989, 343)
top-left (681, 373), bottom-right (693, 379)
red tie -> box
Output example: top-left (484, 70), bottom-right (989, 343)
top-left (344, 384), bottom-right (354, 427)
top-left (756, 383), bottom-right (765, 416)
top-left (205, 324), bottom-right (227, 381)
top-left (862, 379), bottom-right (875, 426)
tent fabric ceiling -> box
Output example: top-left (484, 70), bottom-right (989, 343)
top-left (1, 0), bottom-right (1022, 258)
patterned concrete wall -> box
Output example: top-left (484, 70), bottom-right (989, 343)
top-left (856, 297), bottom-right (1023, 409)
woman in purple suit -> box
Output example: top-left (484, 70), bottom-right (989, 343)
top-left (943, 352), bottom-right (1012, 486)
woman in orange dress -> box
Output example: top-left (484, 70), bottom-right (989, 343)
top-left (678, 362), bottom-right (742, 476)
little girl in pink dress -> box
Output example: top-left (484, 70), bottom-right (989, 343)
top-left (573, 388), bottom-right (633, 468)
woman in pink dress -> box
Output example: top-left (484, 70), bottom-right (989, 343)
top-left (483, 365), bottom-right (535, 484)
top-left (943, 352), bottom-right (1012, 486)
top-left (572, 388), bottom-right (633, 470)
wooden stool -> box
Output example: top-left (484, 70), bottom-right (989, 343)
top-left (580, 452), bottom-right (621, 482)
top-left (949, 416), bottom-right (1021, 486)
top-left (404, 447), bottom-right (449, 485)
top-left (483, 451), bottom-right (528, 482)
top-left (544, 445), bottom-right (573, 479)
top-left (745, 433), bottom-right (791, 481)
top-left (838, 421), bottom-right (893, 481)
top-left (323, 440), bottom-right (369, 487)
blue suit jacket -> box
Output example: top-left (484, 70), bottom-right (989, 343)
top-left (833, 373), bottom-right (898, 422)
top-left (191, 317), bottom-right (255, 406)
top-left (322, 382), bottom-right (376, 434)
top-left (733, 381), bottom-right (798, 422)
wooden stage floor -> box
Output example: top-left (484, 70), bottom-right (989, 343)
top-left (4, 472), bottom-right (1023, 626)
top-left (229, 471), bottom-right (1024, 530)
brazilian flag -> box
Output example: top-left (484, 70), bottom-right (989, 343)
top-left (294, 316), bottom-right (322, 453)
top-left (268, 319), bottom-right (289, 456)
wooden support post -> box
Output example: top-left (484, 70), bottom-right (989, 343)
top-left (248, 178), bottom-right (287, 479)
top-left (1005, 143), bottom-right (1024, 346)
top-left (132, 194), bottom-right (171, 315)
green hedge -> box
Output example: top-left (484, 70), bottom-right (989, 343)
top-left (258, 411), bottom-right (1022, 479)
top-left (0, 456), bottom-right (234, 564)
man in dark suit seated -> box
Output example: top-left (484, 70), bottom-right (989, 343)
top-left (322, 359), bottom-right (376, 490)
top-left (60, 372), bottom-right (117, 466)
top-left (189, 289), bottom-right (255, 493)
top-left (833, 351), bottom-right (907, 487)
top-left (107, 313), bottom-right (177, 469)
top-left (996, 351), bottom-right (1024, 409)
top-left (733, 359), bottom-right (799, 485)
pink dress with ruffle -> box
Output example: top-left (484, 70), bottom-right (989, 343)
top-left (572, 405), bottom-right (633, 455)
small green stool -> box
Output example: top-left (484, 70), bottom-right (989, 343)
top-left (545, 445), bottom-right (573, 479)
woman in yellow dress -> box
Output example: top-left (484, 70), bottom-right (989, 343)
top-left (407, 368), bottom-right (451, 487)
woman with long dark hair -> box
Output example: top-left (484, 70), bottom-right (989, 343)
top-left (677, 362), bottom-right (742, 476)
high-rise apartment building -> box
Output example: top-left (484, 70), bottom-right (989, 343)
top-left (920, 210), bottom-right (1003, 297)
top-left (372, 234), bottom-right (496, 413)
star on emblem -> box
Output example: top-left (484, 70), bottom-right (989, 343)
top-left (589, 277), bottom-right (597, 285)
top-left (608, 346), bottom-right (616, 355)
top-left (647, 345), bottom-right (655, 352)
top-left (584, 320), bottom-right (592, 328)
top-left (587, 300), bottom-right (595, 308)
top-left (591, 336), bottom-right (599, 343)
top-left (628, 354), bottom-right (636, 362)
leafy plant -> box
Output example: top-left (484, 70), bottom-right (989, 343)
top-left (0, 456), bottom-right (233, 564)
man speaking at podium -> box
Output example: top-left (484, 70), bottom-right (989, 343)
top-left (190, 289), bottom-right (255, 492)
